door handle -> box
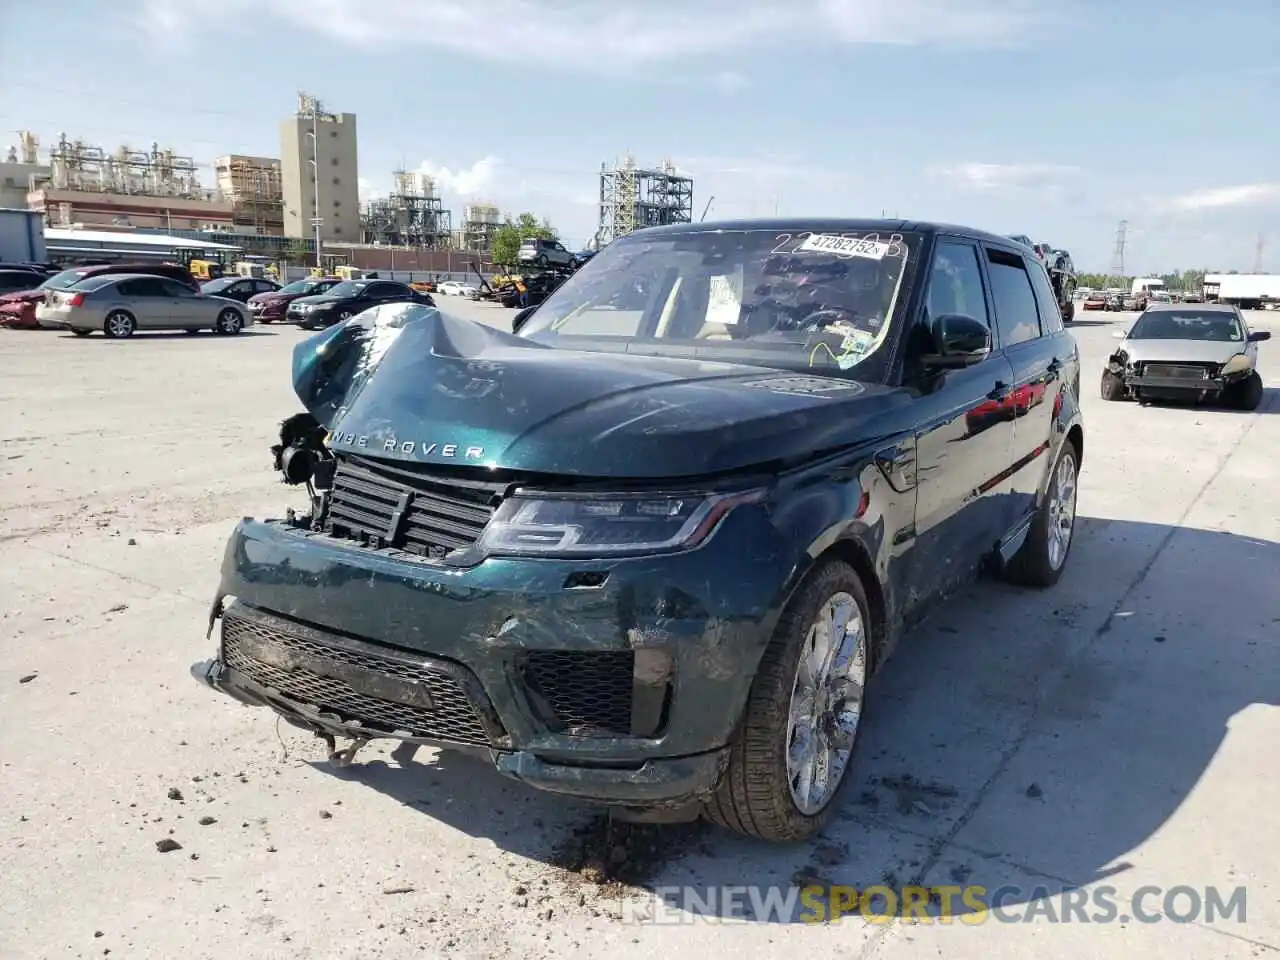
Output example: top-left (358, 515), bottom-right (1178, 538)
top-left (988, 381), bottom-right (1011, 401)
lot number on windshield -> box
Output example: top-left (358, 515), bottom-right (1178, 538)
top-left (797, 234), bottom-right (891, 260)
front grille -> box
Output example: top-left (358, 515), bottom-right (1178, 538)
top-left (520, 651), bottom-right (635, 735)
top-left (325, 455), bottom-right (507, 559)
top-left (221, 606), bottom-right (500, 746)
top-left (1143, 362), bottom-right (1212, 380)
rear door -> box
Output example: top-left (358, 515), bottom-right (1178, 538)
top-left (982, 244), bottom-right (1066, 523)
top-left (116, 277), bottom-right (174, 327)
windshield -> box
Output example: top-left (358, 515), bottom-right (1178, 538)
top-left (517, 226), bottom-right (919, 378)
top-left (326, 281), bottom-right (368, 298)
top-left (41, 268), bottom-right (94, 290)
top-left (1129, 310), bottom-right (1243, 341)
top-left (280, 279), bottom-right (328, 295)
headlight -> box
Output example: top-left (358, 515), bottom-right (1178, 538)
top-left (478, 489), bottom-right (766, 557)
top-left (1221, 353), bottom-right (1252, 376)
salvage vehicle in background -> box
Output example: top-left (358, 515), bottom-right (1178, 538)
top-left (199, 275), bottom-right (281, 304)
top-left (191, 218), bottom-right (1084, 842)
top-left (247, 277), bottom-right (342, 323)
top-left (36, 273), bottom-right (252, 337)
top-left (1101, 303), bottom-right (1269, 409)
top-left (1081, 291), bottom-right (1109, 312)
top-left (0, 261), bottom-right (199, 328)
top-left (286, 278), bottom-right (435, 330)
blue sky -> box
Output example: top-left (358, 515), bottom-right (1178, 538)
top-left (2, 0), bottom-right (1277, 274)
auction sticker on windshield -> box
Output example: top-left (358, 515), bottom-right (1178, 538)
top-left (797, 234), bottom-right (891, 260)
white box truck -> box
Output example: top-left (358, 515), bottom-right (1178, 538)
top-left (1203, 274), bottom-right (1280, 310)
top-left (0, 208), bottom-right (47, 264)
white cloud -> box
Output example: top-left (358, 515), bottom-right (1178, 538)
top-left (357, 177), bottom-right (382, 202)
top-left (933, 162), bottom-right (1082, 193)
top-left (1159, 183), bottom-right (1280, 213)
top-left (712, 71), bottom-right (751, 94)
top-left (817, 0), bottom-right (1046, 46)
top-left (417, 156), bottom-right (499, 197)
top-left (134, 0), bottom-right (1049, 68)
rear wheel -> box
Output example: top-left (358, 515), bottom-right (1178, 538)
top-left (1005, 440), bottom-right (1079, 587)
top-left (705, 560), bottom-right (872, 841)
top-left (103, 311), bottom-right (135, 338)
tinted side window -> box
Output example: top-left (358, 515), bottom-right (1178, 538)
top-left (925, 240), bottom-right (990, 328)
top-left (121, 278), bottom-right (168, 297)
top-left (161, 279), bottom-right (196, 297)
top-left (1027, 262), bottom-right (1064, 334)
top-left (985, 249), bottom-right (1042, 347)
top-left (369, 282), bottom-right (407, 298)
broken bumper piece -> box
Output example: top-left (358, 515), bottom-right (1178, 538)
top-left (191, 653), bottom-right (728, 808)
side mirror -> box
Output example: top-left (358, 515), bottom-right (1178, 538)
top-left (1248, 330), bottom-right (1271, 342)
top-left (512, 306), bottom-right (535, 334)
top-left (922, 314), bottom-right (991, 369)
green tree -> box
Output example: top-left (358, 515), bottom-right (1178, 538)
top-left (491, 212), bottom-right (558, 266)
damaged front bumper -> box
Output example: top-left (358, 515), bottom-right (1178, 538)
top-left (191, 512), bottom-right (792, 809)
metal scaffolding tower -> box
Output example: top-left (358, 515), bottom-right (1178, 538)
top-left (1110, 220), bottom-right (1128, 276)
top-left (359, 169), bottom-right (452, 248)
top-left (597, 154), bottom-right (693, 246)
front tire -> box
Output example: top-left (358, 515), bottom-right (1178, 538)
top-left (1100, 369), bottom-right (1125, 401)
top-left (1005, 439), bottom-right (1079, 587)
top-left (705, 560), bottom-right (872, 842)
top-left (214, 308), bottom-right (244, 335)
top-left (1227, 371), bottom-right (1264, 411)
top-left (103, 310), bottom-right (136, 338)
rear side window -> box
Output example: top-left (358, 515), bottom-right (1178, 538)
top-left (985, 249), bottom-right (1042, 347)
top-left (119, 277), bottom-right (170, 297)
top-left (1027, 261), bottom-right (1064, 334)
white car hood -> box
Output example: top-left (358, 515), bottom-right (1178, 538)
top-left (1121, 338), bottom-right (1245, 364)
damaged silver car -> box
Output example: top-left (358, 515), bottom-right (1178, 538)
top-left (1101, 303), bottom-right (1270, 409)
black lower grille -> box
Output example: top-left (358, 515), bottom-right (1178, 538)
top-left (520, 651), bottom-right (635, 735)
top-left (1143, 362), bottom-right (1212, 380)
top-left (221, 606), bottom-right (500, 746)
top-left (325, 455), bottom-right (506, 559)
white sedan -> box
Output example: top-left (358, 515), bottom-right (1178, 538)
top-left (436, 281), bottom-right (478, 297)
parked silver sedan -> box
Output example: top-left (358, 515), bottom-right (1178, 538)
top-left (36, 273), bottom-right (253, 338)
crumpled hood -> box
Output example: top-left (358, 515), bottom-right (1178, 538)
top-left (291, 303), bottom-right (908, 479)
top-left (0, 289), bottom-right (46, 306)
top-left (1122, 338), bottom-right (1246, 364)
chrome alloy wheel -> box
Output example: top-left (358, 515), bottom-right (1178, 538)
top-left (1046, 449), bottom-right (1078, 571)
top-left (786, 591), bottom-right (868, 816)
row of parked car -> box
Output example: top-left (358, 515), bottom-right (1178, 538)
top-left (0, 261), bottom-right (440, 337)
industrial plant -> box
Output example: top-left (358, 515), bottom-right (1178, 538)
top-left (359, 169), bottom-right (451, 249)
top-left (595, 154), bottom-right (694, 247)
top-left (1, 94), bottom-right (704, 271)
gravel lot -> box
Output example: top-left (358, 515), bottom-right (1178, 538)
top-left (2, 301), bottom-right (1277, 960)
